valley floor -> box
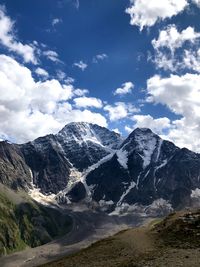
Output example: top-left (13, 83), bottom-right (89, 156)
top-left (39, 210), bottom-right (200, 267)
top-left (0, 208), bottom-right (148, 267)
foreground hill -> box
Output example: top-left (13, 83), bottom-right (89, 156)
top-left (40, 209), bottom-right (200, 267)
top-left (0, 185), bottom-right (72, 256)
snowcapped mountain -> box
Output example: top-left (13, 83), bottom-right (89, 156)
top-left (0, 122), bottom-right (200, 212)
top-left (70, 127), bottom-right (200, 209)
top-left (19, 122), bottom-right (122, 194)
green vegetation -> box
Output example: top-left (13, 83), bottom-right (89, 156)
top-left (0, 192), bottom-right (72, 256)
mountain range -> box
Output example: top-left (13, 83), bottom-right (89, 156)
top-left (1, 122), bottom-right (200, 214)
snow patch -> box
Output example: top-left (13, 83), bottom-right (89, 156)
top-left (155, 159), bottom-right (168, 172)
top-left (134, 132), bottom-right (157, 168)
top-left (99, 199), bottom-right (114, 207)
top-left (116, 149), bottom-right (128, 169)
top-left (191, 188), bottom-right (200, 199)
top-left (155, 139), bottom-right (163, 161)
top-left (29, 187), bottom-right (57, 207)
top-left (117, 181), bottom-right (136, 206)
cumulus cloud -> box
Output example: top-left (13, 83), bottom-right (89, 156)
top-left (0, 54), bottom-right (107, 143)
top-left (0, 5), bottom-right (37, 64)
top-left (35, 67), bottom-right (49, 78)
top-left (73, 60), bottom-right (88, 71)
top-left (152, 25), bottom-right (200, 53)
top-left (183, 49), bottom-right (200, 73)
top-left (114, 82), bottom-right (134, 96)
top-left (126, 0), bottom-right (188, 30)
top-left (104, 102), bottom-right (140, 121)
top-left (131, 115), bottom-right (171, 134)
top-left (73, 97), bottom-right (103, 108)
top-left (146, 73), bottom-right (200, 151)
top-left (152, 25), bottom-right (200, 72)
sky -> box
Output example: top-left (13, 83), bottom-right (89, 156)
top-left (0, 0), bottom-right (200, 151)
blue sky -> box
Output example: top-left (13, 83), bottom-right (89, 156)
top-left (0, 0), bottom-right (200, 151)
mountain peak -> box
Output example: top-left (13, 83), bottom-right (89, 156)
top-left (132, 127), bottom-right (154, 136)
top-left (56, 121), bottom-right (122, 153)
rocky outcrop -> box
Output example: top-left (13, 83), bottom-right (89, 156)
top-left (0, 141), bottom-right (32, 190)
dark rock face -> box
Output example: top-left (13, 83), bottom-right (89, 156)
top-left (66, 182), bottom-right (86, 202)
top-left (86, 154), bottom-right (131, 203)
top-left (0, 141), bottom-right (32, 190)
top-left (20, 135), bottom-right (72, 194)
top-left (85, 128), bottom-right (200, 208)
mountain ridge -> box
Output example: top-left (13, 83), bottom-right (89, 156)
top-left (0, 122), bottom-right (200, 213)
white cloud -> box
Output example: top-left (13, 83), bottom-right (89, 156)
top-left (43, 50), bottom-right (60, 62)
top-left (56, 70), bottom-right (66, 80)
top-left (125, 125), bottom-right (133, 134)
top-left (55, 106), bottom-right (107, 128)
top-left (152, 25), bottom-right (200, 53)
top-left (126, 0), bottom-right (188, 30)
top-left (35, 67), bottom-right (49, 78)
top-left (0, 5), bottom-right (37, 64)
top-left (74, 88), bottom-right (89, 96)
top-left (52, 18), bottom-right (62, 26)
top-left (152, 50), bottom-right (176, 71)
top-left (131, 115), bottom-right (171, 134)
top-left (104, 102), bottom-right (140, 121)
top-left (74, 97), bottom-right (103, 108)
top-left (93, 53), bottom-right (108, 63)
top-left (192, 0), bottom-right (200, 7)
top-left (152, 25), bottom-right (200, 72)
top-left (183, 49), bottom-right (200, 73)
top-left (65, 76), bottom-right (75, 84)
top-left (114, 82), bottom-right (134, 96)
top-left (0, 54), bottom-right (107, 143)
top-left (146, 73), bottom-right (200, 151)
top-left (74, 60), bottom-right (88, 71)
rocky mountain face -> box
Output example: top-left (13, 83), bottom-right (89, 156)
top-left (0, 122), bottom-right (200, 211)
top-left (0, 141), bottom-right (32, 191)
top-left (84, 128), bottom-right (200, 209)
top-left (19, 122), bottom-right (122, 194)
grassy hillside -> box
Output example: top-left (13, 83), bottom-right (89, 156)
top-left (40, 210), bottom-right (200, 267)
top-left (0, 188), bottom-right (72, 256)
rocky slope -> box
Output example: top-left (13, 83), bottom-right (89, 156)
top-left (0, 141), bottom-right (32, 191)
